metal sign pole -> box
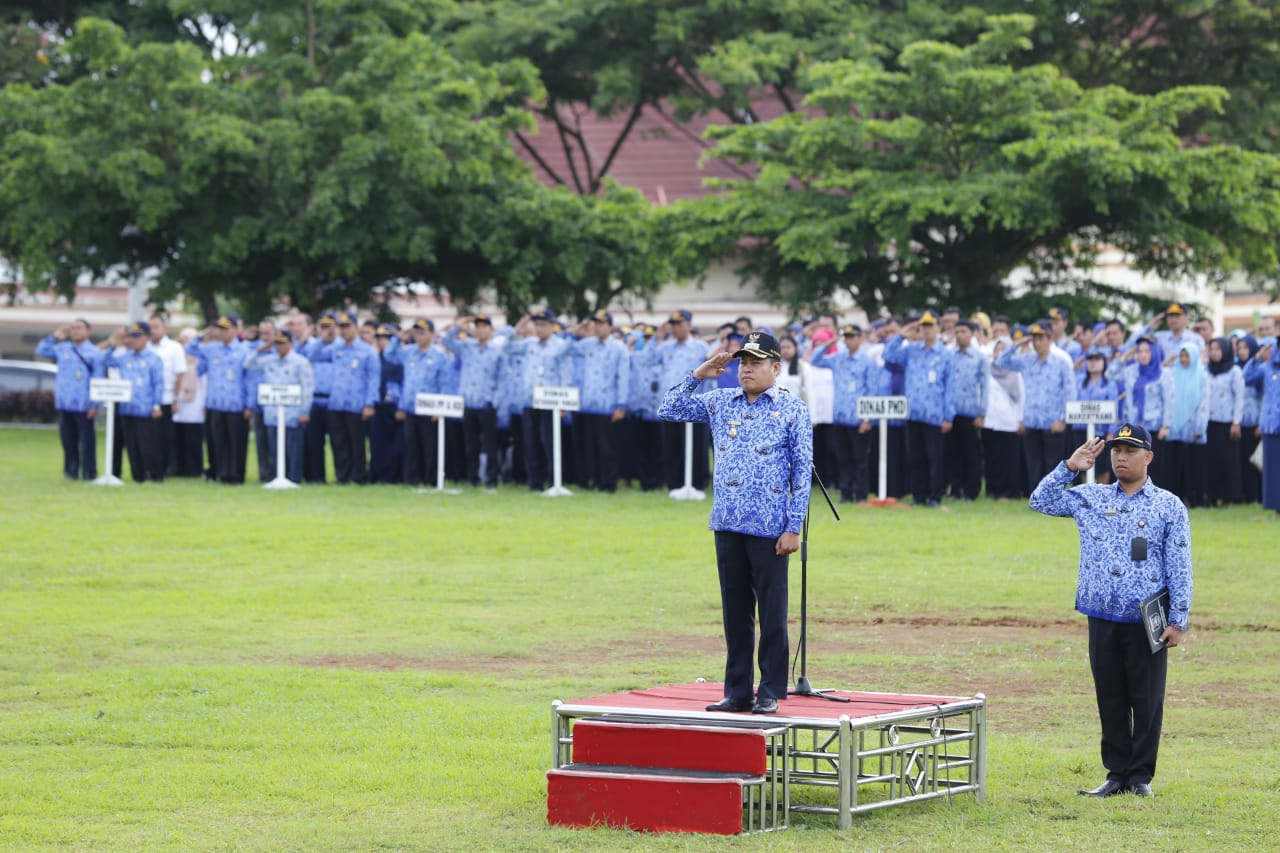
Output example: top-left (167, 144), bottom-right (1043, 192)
top-left (878, 418), bottom-right (889, 501)
top-left (544, 408), bottom-right (571, 497)
top-left (94, 401), bottom-right (124, 486)
top-left (436, 416), bottom-right (446, 492)
top-left (669, 420), bottom-right (705, 500)
top-left (263, 404), bottom-right (298, 489)
top-left (1085, 422), bottom-right (1096, 485)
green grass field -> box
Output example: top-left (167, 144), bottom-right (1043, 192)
top-left (2, 427), bottom-right (1277, 851)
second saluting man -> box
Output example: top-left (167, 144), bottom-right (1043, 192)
top-left (659, 331), bottom-right (813, 714)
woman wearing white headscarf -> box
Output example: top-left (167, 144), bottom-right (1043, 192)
top-left (1161, 341), bottom-right (1210, 506)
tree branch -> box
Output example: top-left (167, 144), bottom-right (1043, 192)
top-left (594, 101), bottom-right (646, 192)
top-left (513, 130), bottom-right (567, 187)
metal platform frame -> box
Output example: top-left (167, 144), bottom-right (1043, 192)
top-left (552, 692), bottom-right (987, 831)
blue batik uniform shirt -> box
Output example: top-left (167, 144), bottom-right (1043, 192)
top-left (628, 346), bottom-right (663, 421)
top-left (444, 329), bottom-right (503, 410)
top-left (316, 338), bottom-right (380, 414)
top-left (35, 336), bottom-right (104, 412)
top-left (387, 342), bottom-right (450, 414)
top-left (301, 338), bottom-right (334, 398)
top-left (811, 348), bottom-right (877, 427)
top-left (516, 336), bottom-right (572, 408)
top-left (1243, 350), bottom-right (1280, 435)
top-left (995, 348), bottom-right (1075, 429)
top-left (659, 375), bottom-right (813, 538)
top-left (1207, 365), bottom-right (1245, 425)
top-left (1031, 462), bottom-right (1193, 629)
top-left (572, 336), bottom-right (630, 415)
top-left (186, 337), bottom-right (251, 413)
top-left (882, 336), bottom-right (955, 426)
top-left (244, 349), bottom-right (315, 427)
top-left (949, 346), bottom-right (990, 419)
top-left (104, 348), bottom-right (165, 417)
top-left (640, 337), bottom-right (711, 394)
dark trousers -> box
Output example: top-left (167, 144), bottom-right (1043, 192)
top-left (504, 412), bottom-right (525, 485)
top-left (57, 410), bottom-right (97, 480)
top-left (462, 406), bottom-right (499, 487)
top-left (158, 403), bottom-right (176, 476)
top-left (264, 423), bottom-right (304, 484)
top-left (207, 409), bottom-right (248, 484)
top-left (303, 401), bottom-right (330, 483)
top-left (1023, 428), bottom-right (1069, 494)
top-left (111, 407), bottom-right (125, 478)
top-left (173, 421), bottom-right (204, 477)
top-left (906, 420), bottom-right (945, 504)
top-left (661, 420), bottom-right (710, 490)
top-left (946, 415), bottom-right (983, 500)
top-left (982, 429), bottom-right (1021, 499)
top-left (1239, 429), bottom-right (1261, 503)
top-left (625, 417), bottom-right (664, 490)
top-left (445, 419), bottom-right (466, 481)
top-left (522, 407), bottom-right (555, 491)
top-left (1205, 422), bottom-right (1241, 505)
top-left (833, 424), bottom-right (871, 502)
top-left (330, 410), bottom-right (368, 484)
top-left (253, 411), bottom-right (272, 483)
top-left (713, 531), bottom-right (790, 703)
top-left (403, 414), bottom-right (438, 487)
top-left (1088, 617), bottom-right (1167, 787)
top-left (813, 424), bottom-right (837, 493)
top-left (121, 415), bottom-right (165, 483)
top-left (1165, 440), bottom-right (1207, 507)
top-left (578, 412), bottom-right (620, 492)
top-left (369, 403), bottom-right (403, 484)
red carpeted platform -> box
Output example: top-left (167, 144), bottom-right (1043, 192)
top-left (550, 681), bottom-right (988, 833)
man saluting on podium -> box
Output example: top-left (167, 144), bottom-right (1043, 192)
top-left (659, 331), bottom-right (813, 714)
top-left (1029, 424), bottom-right (1193, 798)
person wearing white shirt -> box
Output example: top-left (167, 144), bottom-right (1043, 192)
top-left (983, 336), bottom-right (1026, 499)
top-left (147, 313), bottom-right (188, 476)
top-left (173, 327), bottom-right (208, 477)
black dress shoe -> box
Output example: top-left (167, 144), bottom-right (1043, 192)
top-left (1129, 783), bottom-right (1154, 797)
top-left (705, 698), bottom-right (752, 713)
top-left (1077, 779), bottom-right (1126, 797)
top-left (751, 697), bottom-right (779, 714)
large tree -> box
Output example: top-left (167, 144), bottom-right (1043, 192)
top-left (679, 17), bottom-right (1280, 316)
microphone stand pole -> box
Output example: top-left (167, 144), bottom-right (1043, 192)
top-left (790, 465), bottom-right (850, 702)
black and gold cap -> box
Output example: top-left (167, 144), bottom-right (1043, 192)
top-left (1109, 423), bottom-right (1152, 451)
top-left (732, 331), bottom-right (781, 360)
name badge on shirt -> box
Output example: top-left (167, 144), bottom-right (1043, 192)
top-left (848, 381), bottom-right (858, 392)
top-left (727, 419), bottom-right (740, 439)
top-left (351, 358), bottom-right (360, 369)
top-left (75, 369), bottom-right (84, 381)
top-left (927, 370), bottom-right (937, 384)
top-left (226, 369), bottom-right (235, 381)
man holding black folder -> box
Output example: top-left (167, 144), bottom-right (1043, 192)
top-left (1030, 423), bottom-right (1193, 798)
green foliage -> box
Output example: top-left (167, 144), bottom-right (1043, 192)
top-left (687, 16), bottom-right (1280, 317)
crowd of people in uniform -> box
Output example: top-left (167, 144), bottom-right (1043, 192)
top-left (33, 301), bottom-right (1280, 513)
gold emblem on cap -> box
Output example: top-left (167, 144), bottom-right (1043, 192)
top-left (1118, 425), bottom-right (1132, 438)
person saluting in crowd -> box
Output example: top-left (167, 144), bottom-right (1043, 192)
top-left (658, 332), bottom-right (813, 715)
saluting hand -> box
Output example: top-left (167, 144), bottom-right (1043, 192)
top-left (692, 352), bottom-right (733, 380)
top-left (1066, 436), bottom-right (1105, 473)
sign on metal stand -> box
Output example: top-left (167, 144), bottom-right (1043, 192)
top-left (857, 396), bottom-right (909, 501)
top-left (415, 393), bottom-right (466, 494)
top-left (1065, 400), bottom-right (1118, 484)
top-left (89, 378), bottom-right (132, 486)
top-left (532, 385), bottom-right (578, 497)
top-left (258, 384), bottom-right (303, 489)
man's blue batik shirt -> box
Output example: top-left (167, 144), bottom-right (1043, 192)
top-left (659, 374), bottom-right (813, 538)
top-left (1030, 462), bottom-right (1192, 629)
top-left (35, 336), bottom-right (104, 412)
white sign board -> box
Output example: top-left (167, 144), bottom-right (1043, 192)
top-left (258, 384), bottom-right (303, 407)
top-left (1065, 400), bottom-right (1118, 425)
top-left (415, 393), bottom-right (465, 418)
top-left (89, 378), bottom-right (132, 403)
top-left (857, 396), bottom-right (909, 420)
top-left (533, 385), bottom-right (580, 411)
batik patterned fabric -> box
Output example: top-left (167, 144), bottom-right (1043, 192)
top-left (659, 375), bottom-right (813, 538)
top-left (1031, 461), bottom-right (1192, 629)
top-left (35, 337), bottom-right (104, 412)
top-left (881, 336), bottom-right (955, 426)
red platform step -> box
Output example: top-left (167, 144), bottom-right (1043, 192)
top-left (546, 718), bottom-right (785, 835)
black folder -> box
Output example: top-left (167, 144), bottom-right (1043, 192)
top-left (1139, 588), bottom-right (1171, 654)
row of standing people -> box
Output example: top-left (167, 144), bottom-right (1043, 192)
top-left (34, 304), bottom-right (1280, 514)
